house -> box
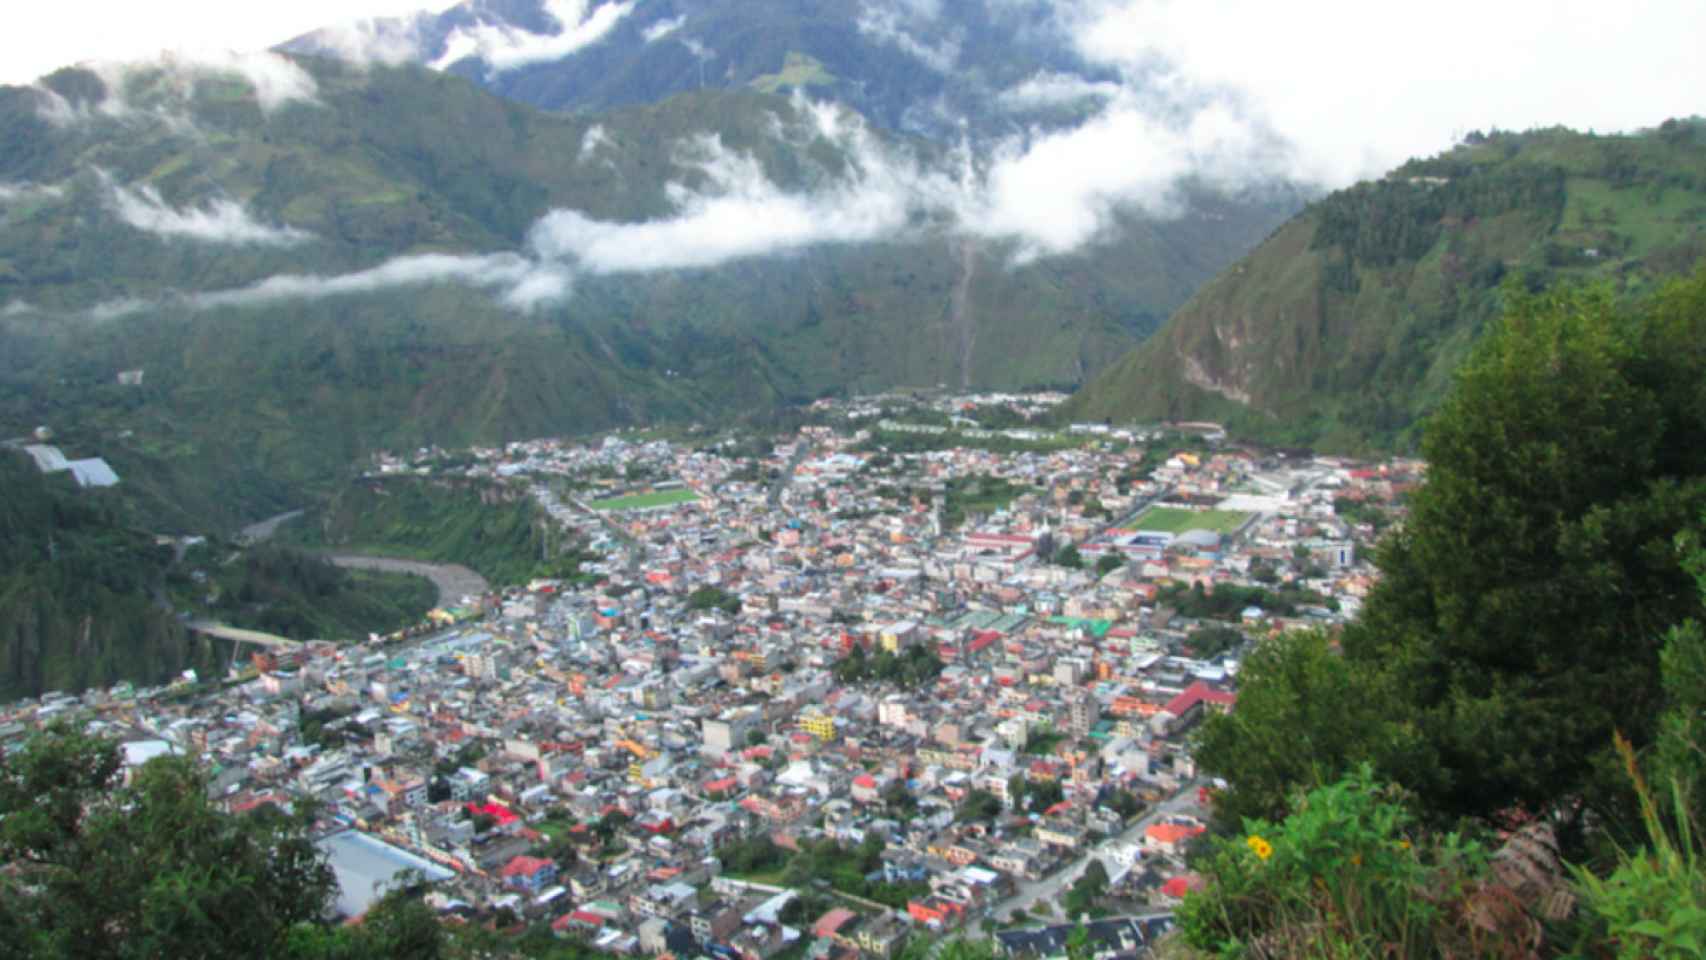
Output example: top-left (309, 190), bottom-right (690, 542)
top-left (500, 855), bottom-right (558, 894)
top-left (1142, 822), bottom-right (1205, 857)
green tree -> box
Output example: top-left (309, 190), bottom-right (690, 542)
top-left (1095, 553), bottom-right (1123, 576)
top-left (1199, 270), bottom-right (1706, 835)
top-left (0, 724), bottom-right (341, 959)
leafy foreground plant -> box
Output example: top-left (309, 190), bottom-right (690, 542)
top-left (1571, 736), bottom-right (1706, 959)
top-left (1176, 766), bottom-right (1574, 958)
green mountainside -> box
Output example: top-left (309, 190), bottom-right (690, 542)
top-left (0, 56), bottom-right (1299, 528)
top-left (0, 449), bottom-right (204, 699)
top-left (283, 475), bottom-right (556, 587)
top-left (1064, 121), bottom-right (1706, 450)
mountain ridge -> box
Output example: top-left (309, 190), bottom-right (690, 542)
top-left (1063, 121), bottom-right (1706, 450)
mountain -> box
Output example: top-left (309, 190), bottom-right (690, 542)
top-left (0, 53), bottom-right (1303, 528)
top-left (1063, 121), bottom-right (1706, 450)
top-left (0, 448), bottom-right (210, 700)
top-left (283, 0), bottom-right (1120, 143)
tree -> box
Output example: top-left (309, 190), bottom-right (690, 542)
top-left (1199, 270), bottom-right (1706, 835)
top-left (0, 724), bottom-right (339, 959)
top-left (1053, 545), bottom-right (1084, 569)
top-left (1095, 553), bottom-right (1123, 576)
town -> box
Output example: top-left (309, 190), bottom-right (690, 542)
top-left (0, 392), bottom-right (1419, 960)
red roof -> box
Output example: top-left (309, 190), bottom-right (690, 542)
top-left (1146, 823), bottom-right (1205, 846)
top-left (814, 908), bottom-right (857, 938)
top-left (500, 855), bottom-right (555, 879)
top-left (1163, 680), bottom-right (1237, 717)
top-left (467, 802), bottom-right (519, 825)
top-left (852, 774), bottom-right (878, 790)
top-left (1161, 874), bottom-right (1205, 898)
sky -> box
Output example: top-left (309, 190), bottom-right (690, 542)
top-left (0, 1), bottom-right (458, 87)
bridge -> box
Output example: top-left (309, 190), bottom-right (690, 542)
top-left (185, 620), bottom-right (304, 652)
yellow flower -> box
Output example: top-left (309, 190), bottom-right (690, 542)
top-left (1246, 835), bottom-right (1273, 861)
top-left (1350, 853), bottom-right (1362, 867)
top-left (1398, 839), bottom-right (1412, 851)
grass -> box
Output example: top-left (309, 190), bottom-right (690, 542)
top-left (1133, 506), bottom-right (1250, 534)
top-left (750, 52), bottom-right (836, 94)
top-left (587, 489), bottom-right (701, 511)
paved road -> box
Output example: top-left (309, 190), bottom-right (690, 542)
top-left (237, 509), bottom-right (305, 544)
top-left (328, 555), bottom-right (489, 609)
top-left (963, 779), bottom-right (1207, 940)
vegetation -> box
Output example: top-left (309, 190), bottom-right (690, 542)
top-left (587, 489), bottom-right (701, 511)
top-left (1184, 624), bottom-right (1245, 659)
top-left (0, 55), bottom-right (1298, 537)
top-left (1196, 269), bottom-right (1706, 841)
top-left (686, 585), bottom-right (741, 615)
top-left (941, 474), bottom-right (1034, 529)
top-left (719, 834), bottom-right (926, 909)
top-left (1158, 581), bottom-right (1331, 622)
top-left (286, 476), bottom-right (552, 586)
top-left (1063, 859), bottom-right (1110, 919)
top-left (0, 451), bottom-right (214, 700)
top-left (832, 643), bottom-right (944, 689)
top-left (1133, 507), bottom-right (1250, 535)
top-left (195, 545), bottom-right (436, 641)
top-left (1067, 124), bottom-right (1706, 452)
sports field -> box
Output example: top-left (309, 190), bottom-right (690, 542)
top-left (588, 489), bottom-right (701, 511)
top-left (1133, 506), bottom-right (1250, 534)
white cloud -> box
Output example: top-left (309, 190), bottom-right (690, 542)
top-left (960, 94), bottom-right (1285, 259)
top-left (2, 300), bottom-right (37, 317)
top-left (856, 2), bottom-right (960, 73)
top-left (432, 0), bottom-right (636, 74)
top-left (529, 106), bottom-right (951, 275)
top-left (578, 124), bottom-right (612, 163)
top-left (642, 15), bottom-right (688, 44)
top-left (187, 252), bottom-right (550, 310)
top-left (294, 16), bottom-right (434, 67)
top-left (105, 175), bottom-right (314, 247)
top-left (1061, 0), bottom-right (1706, 187)
top-left (0, 181), bottom-right (65, 203)
top-left (33, 50), bottom-right (317, 129)
top-left (997, 72), bottom-right (1123, 111)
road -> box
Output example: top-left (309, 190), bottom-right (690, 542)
top-left (237, 509), bottom-right (305, 544)
top-left (327, 555), bottom-right (489, 608)
top-left (961, 779), bottom-right (1206, 940)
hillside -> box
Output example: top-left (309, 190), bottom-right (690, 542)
top-left (0, 55), bottom-right (1300, 528)
top-left (1064, 121), bottom-right (1706, 450)
top-left (283, 0), bottom-right (1120, 142)
top-left (0, 448), bottom-right (206, 700)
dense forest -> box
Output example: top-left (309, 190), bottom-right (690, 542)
top-left (0, 450), bottom-right (211, 699)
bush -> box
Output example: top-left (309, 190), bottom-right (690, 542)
top-left (1179, 767), bottom-right (1497, 957)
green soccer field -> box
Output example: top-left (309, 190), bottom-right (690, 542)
top-left (1133, 506), bottom-right (1250, 534)
top-left (588, 489), bottom-right (702, 511)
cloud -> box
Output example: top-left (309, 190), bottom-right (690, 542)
top-left (856, 1), bottom-right (961, 73)
top-left (997, 72), bottom-right (1123, 111)
top-left (33, 51), bottom-right (317, 128)
top-left (1059, 0), bottom-right (1706, 187)
top-left (528, 105), bottom-right (952, 275)
top-left (432, 0), bottom-right (636, 74)
top-left (105, 175), bottom-right (314, 247)
top-left (642, 15), bottom-right (688, 44)
top-left (2, 300), bottom-right (37, 317)
top-left (578, 124), bottom-right (612, 163)
top-left (186, 252), bottom-right (555, 310)
top-left (291, 16), bottom-right (435, 67)
top-left (0, 181), bottom-right (65, 204)
top-left (960, 94), bottom-right (1287, 259)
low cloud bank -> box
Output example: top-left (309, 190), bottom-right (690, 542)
top-left (432, 0), bottom-right (635, 74)
top-left (105, 175), bottom-right (313, 248)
